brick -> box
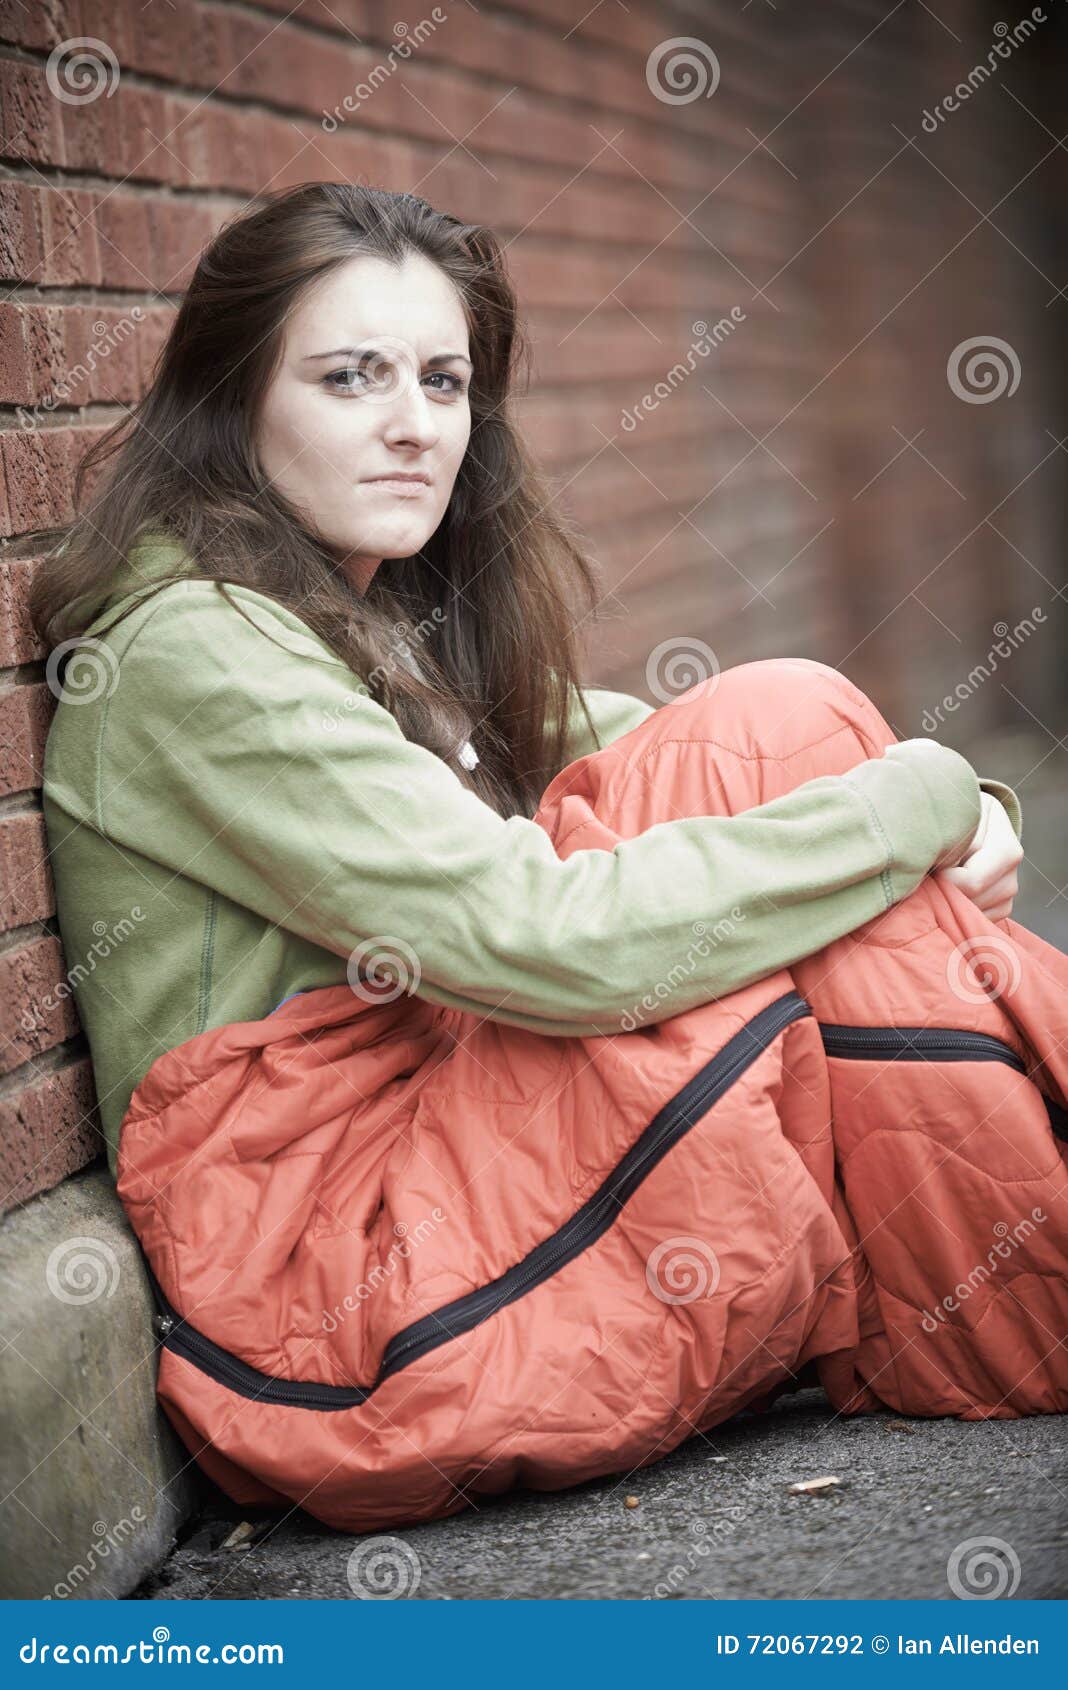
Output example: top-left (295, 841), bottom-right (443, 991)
top-left (0, 934), bottom-right (80, 1075)
top-left (0, 552), bottom-right (46, 666)
top-left (22, 304), bottom-right (73, 408)
top-left (35, 184), bottom-right (102, 287)
top-left (144, 0), bottom-right (232, 92)
top-left (0, 1062), bottom-right (102, 1211)
top-left (79, 305), bottom-right (145, 405)
top-left (94, 190), bottom-right (153, 290)
top-left (118, 84), bottom-right (195, 188)
top-left (0, 57), bottom-right (65, 168)
top-left (0, 676), bottom-right (54, 797)
top-left (0, 809), bottom-right (54, 932)
top-left (145, 196), bottom-right (214, 293)
top-left (56, 51), bottom-right (124, 173)
top-left (0, 0), bottom-right (83, 54)
top-left (0, 181), bottom-right (45, 284)
top-left (0, 302), bottom-right (32, 404)
top-left (0, 427), bottom-right (73, 534)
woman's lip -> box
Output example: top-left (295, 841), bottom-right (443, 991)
top-left (363, 477), bottom-right (431, 495)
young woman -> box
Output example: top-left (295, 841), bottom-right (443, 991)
top-left (27, 184), bottom-right (1066, 1535)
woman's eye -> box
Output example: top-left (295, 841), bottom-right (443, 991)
top-left (324, 368), bottom-right (466, 397)
top-left (325, 367), bottom-right (369, 392)
top-left (423, 372), bottom-right (467, 396)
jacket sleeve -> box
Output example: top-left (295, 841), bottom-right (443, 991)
top-left (92, 585), bottom-right (993, 1035)
top-left (568, 683), bottom-right (1023, 842)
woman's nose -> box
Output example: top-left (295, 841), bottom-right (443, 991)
top-left (382, 373), bottom-right (439, 447)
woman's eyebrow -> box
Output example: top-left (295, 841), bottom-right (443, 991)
top-left (302, 347), bottom-right (473, 366)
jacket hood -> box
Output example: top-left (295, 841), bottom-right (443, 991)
top-left (79, 529), bottom-right (197, 635)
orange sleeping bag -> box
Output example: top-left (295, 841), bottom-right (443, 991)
top-left (114, 660), bottom-right (1068, 1534)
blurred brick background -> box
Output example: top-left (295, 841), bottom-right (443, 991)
top-left (1, 0), bottom-right (1066, 1211)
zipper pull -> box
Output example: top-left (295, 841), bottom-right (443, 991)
top-left (154, 1312), bottom-right (174, 1337)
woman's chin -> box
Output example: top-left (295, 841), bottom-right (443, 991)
top-left (361, 519), bottom-right (437, 557)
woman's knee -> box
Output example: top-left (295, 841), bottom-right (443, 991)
top-left (686, 656), bottom-right (896, 762)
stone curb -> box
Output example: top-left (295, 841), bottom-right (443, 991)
top-left (0, 1165), bottom-right (201, 1599)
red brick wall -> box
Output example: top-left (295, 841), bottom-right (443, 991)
top-left (2, 0), bottom-right (1064, 1209)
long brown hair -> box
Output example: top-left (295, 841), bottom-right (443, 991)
top-left (21, 181), bottom-right (606, 819)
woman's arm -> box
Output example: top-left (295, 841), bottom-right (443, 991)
top-left (565, 680), bottom-right (1023, 841)
top-left (73, 584), bottom-right (991, 1036)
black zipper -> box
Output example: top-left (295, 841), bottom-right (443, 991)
top-left (144, 989), bottom-right (813, 1411)
top-left (819, 1022), bottom-right (1068, 1143)
top-left (148, 1285), bottom-right (372, 1411)
top-left (380, 988), bottom-right (813, 1375)
top-left (819, 1023), bottom-right (1028, 1069)
top-left (145, 999), bottom-right (1066, 1412)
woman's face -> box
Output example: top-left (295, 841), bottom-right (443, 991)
top-left (254, 250), bottom-right (473, 594)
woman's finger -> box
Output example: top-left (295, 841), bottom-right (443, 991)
top-left (938, 862), bottom-right (1019, 914)
top-left (942, 869), bottom-right (1018, 909)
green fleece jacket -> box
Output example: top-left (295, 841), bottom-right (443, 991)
top-left (40, 534), bottom-right (1022, 1177)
